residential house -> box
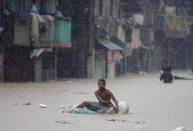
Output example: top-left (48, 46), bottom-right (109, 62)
top-left (0, 0), bottom-right (72, 82)
top-left (118, 0), bottom-right (193, 72)
top-left (149, 0), bottom-right (193, 70)
top-left (118, 0), bottom-right (147, 73)
top-left (92, 0), bottom-right (127, 79)
top-left (0, 0), bottom-right (4, 81)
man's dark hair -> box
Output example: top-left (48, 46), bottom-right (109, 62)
top-left (98, 79), bottom-right (106, 84)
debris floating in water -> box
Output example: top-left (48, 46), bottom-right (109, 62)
top-left (39, 104), bottom-right (47, 108)
top-left (55, 121), bottom-right (72, 124)
top-left (22, 102), bottom-right (32, 106)
top-left (172, 127), bottom-right (186, 131)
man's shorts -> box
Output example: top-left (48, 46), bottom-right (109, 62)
top-left (85, 101), bottom-right (111, 112)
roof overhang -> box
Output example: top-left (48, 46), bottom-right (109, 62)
top-left (96, 39), bottom-right (123, 51)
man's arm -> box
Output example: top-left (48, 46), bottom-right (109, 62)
top-left (108, 90), bottom-right (118, 113)
top-left (111, 94), bottom-right (118, 108)
top-left (110, 91), bottom-right (118, 108)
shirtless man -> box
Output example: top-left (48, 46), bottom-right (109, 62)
top-left (76, 79), bottom-right (119, 113)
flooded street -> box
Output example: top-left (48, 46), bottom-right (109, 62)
top-left (1, 0), bottom-right (193, 130)
top-left (0, 71), bottom-right (193, 131)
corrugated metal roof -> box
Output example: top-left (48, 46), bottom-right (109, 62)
top-left (98, 40), bottom-right (123, 50)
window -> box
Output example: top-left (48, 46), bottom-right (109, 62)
top-left (110, 0), bottom-right (114, 16)
top-left (57, 0), bottom-right (71, 17)
top-left (99, 0), bottom-right (103, 16)
top-left (10, 0), bottom-right (31, 15)
top-left (0, 1), bottom-right (2, 21)
top-left (37, 0), bottom-right (57, 15)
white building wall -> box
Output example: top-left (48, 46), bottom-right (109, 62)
top-left (107, 60), bottom-right (115, 78)
top-left (117, 24), bottom-right (126, 42)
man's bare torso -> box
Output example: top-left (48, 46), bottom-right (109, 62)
top-left (95, 89), bottom-right (112, 102)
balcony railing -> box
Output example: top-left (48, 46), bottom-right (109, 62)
top-left (47, 17), bottom-right (72, 48)
top-left (153, 14), bottom-right (193, 38)
top-left (14, 14), bottom-right (71, 48)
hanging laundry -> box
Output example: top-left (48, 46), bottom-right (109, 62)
top-left (14, 17), bottom-right (30, 46)
top-left (130, 27), bottom-right (141, 49)
top-left (49, 18), bottom-right (72, 48)
top-left (31, 13), bottom-right (44, 43)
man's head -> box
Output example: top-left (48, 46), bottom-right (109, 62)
top-left (98, 79), bottom-right (106, 90)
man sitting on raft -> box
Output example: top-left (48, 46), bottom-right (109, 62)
top-left (76, 79), bottom-right (119, 114)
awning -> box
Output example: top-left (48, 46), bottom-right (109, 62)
top-left (96, 39), bottom-right (123, 50)
top-left (30, 48), bottom-right (44, 58)
top-left (140, 45), bottom-right (149, 50)
top-left (111, 37), bottom-right (126, 48)
top-left (30, 48), bottom-right (52, 58)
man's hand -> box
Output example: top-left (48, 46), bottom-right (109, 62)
top-left (108, 101), bottom-right (118, 113)
top-left (114, 107), bottom-right (118, 113)
top-left (111, 104), bottom-right (118, 113)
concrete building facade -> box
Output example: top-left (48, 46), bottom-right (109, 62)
top-left (2, 0), bottom-right (193, 82)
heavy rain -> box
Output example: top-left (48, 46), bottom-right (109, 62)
top-left (0, 0), bottom-right (193, 131)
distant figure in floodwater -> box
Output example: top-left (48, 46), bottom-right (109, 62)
top-left (160, 65), bottom-right (173, 83)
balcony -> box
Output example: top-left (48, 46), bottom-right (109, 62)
top-left (153, 14), bottom-right (193, 38)
top-left (14, 14), bottom-right (71, 48)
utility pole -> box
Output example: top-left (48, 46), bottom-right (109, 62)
top-left (54, 49), bottom-right (58, 80)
